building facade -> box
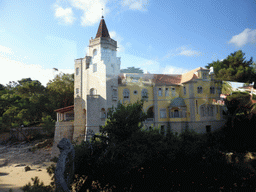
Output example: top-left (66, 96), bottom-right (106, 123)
top-left (71, 17), bottom-right (226, 143)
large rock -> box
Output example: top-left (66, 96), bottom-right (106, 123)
top-left (55, 138), bottom-right (75, 192)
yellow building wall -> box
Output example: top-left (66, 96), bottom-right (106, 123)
top-left (118, 83), bottom-right (154, 113)
top-left (118, 79), bottom-right (222, 123)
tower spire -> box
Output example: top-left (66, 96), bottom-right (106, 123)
top-left (95, 9), bottom-right (110, 38)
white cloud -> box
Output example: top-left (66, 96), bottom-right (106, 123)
top-left (68, 0), bottom-right (109, 26)
top-left (0, 56), bottom-right (73, 86)
top-left (164, 46), bottom-right (201, 59)
top-left (109, 31), bottom-right (125, 52)
top-left (161, 66), bottom-right (189, 75)
top-left (120, 53), bottom-right (161, 73)
top-left (177, 46), bottom-right (201, 57)
top-left (0, 45), bottom-right (13, 55)
top-left (54, 6), bottom-right (75, 25)
top-left (53, 0), bottom-right (149, 26)
top-left (229, 28), bottom-right (256, 47)
top-left (122, 0), bottom-right (149, 11)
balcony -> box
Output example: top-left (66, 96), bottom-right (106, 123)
top-left (87, 95), bottom-right (99, 99)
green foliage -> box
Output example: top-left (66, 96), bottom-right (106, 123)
top-left (71, 99), bottom-right (256, 191)
top-left (21, 164), bottom-right (56, 192)
top-left (222, 81), bottom-right (233, 95)
top-left (206, 50), bottom-right (255, 83)
top-left (21, 176), bottom-right (53, 192)
top-left (42, 115), bottom-right (55, 137)
top-left (100, 101), bottom-right (147, 143)
top-left (46, 73), bottom-right (74, 109)
top-left (225, 91), bottom-right (252, 116)
top-left (0, 74), bottom-right (73, 131)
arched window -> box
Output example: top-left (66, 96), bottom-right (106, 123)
top-left (101, 108), bottom-right (106, 119)
top-left (200, 105), bottom-right (205, 117)
top-left (171, 88), bottom-right (175, 96)
top-left (141, 89), bottom-right (148, 100)
top-left (158, 88), bottom-right (162, 96)
top-left (200, 105), bottom-right (214, 117)
top-left (210, 87), bottom-right (215, 94)
top-left (93, 49), bottom-right (97, 56)
top-left (183, 86), bottom-right (186, 95)
top-left (197, 86), bottom-right (203, 94)
top-left (123, 89), bottom-right (130, 100)
top-left (174, 110), bottom-right (179, 118)
top-left (165, 88), bottom-right (169, 96)
top-left (147, 106), bottom-right (154, 118)
top-left (208, 106), bottom-right (213, 116)
top-left (90, 88), bottom-right (97, 95)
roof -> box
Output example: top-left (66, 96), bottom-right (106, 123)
top-left (95, 17), bottom-right (110, 38)
top-left (153, 74), bottom-right (182, 85)
top-left (180, 67), bottom-right (202, 83)
top-left (170, 97), bottom-right (186, 107)
top-left (118, 67), bottom-right (211, 85)
top-left (54, 105), bottom-right (74, 113)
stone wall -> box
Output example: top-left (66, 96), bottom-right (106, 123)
top-left (188, 120), bottom-right (226, 134)
top-left (51, 121), bottom-right (74, 159)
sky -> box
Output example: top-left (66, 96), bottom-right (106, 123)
top-left (0, 0), bottom-right (256, 87)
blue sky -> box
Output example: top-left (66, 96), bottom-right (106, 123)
top-left (0, 0), bottom-right (256, 86)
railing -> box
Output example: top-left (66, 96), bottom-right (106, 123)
top-left (55, 138), bottom-right (75, 192)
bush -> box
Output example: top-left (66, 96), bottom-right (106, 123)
top-left (21, 164), bottom-right (56, 192)
top-left (42, 115), bottom-right (55, 137)
top-left (21, 177), bottom-right (53, 192)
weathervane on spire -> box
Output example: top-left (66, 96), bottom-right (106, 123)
top-left (102, 8), bottom-right (104, 18)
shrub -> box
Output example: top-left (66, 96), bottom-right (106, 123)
top-left (21, 176), bottom-right (53, 192)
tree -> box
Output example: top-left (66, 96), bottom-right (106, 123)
top-left (225, 91), bottom-right (252, 116)
top-left (206, 50), bottom-right (255, 83)
top-left (46, 73), bottom-right (74, 109)
top-left (222, 81), bottom-right (233, 95)
top-left (16, 78), bottom-right (45, 98)
top-left (100, 100), bottom-right (147, 143)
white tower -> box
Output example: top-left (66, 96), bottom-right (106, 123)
top-left (73, 17), bottom-right (121, 142)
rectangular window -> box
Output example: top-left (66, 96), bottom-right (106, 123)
top-left (165, 88), bottom-right (169, 97)
top-left (200, 106), bottom-right (205, 117)
top-left (160, 125), bottom-right (165, 135)
top-left (112, 87), bottom-right (118, 101)
top-left (76, 67), bottom-right (79, 75)
top-left (206, 125), bottom-right (211, 133)
top-left (158, 88), bottom-right (162, 96)
top-left (171, 88), bottom-right (175, 96)
top-left (208, 106), bottom-right (213, 116)
top-left (210, 87), bottom-right (215, 94)
top-left (203, 73), bottom-right (207, 79)
top-left (196, 100), bottom-right (198, 114)
top-left (76, 88), bottom-right (79, 94)
top-left (93, 64), bottom-right (97, 72)
top-left (197, 87), bottom-right (203, 94)
top-left (160, 109), bottom-right (167, 118)
top-left (174, 110), bottom-right (179, 118)
top-left (183, 86), bottom-right (186, 95)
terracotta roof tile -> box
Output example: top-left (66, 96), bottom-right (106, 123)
top-left (55, 105), bottom-right (74, 113)
top-left (181, 67), bottom-right (201, 83)
top-left (153, 74), bottom-right (182, 85)
top-left (96, 18), bottom-right (110, 38)
top-left (118, 67), bottom-right (209, 85)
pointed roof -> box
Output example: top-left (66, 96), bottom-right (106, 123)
top-left (95, 17), bottom-right (110, 38)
